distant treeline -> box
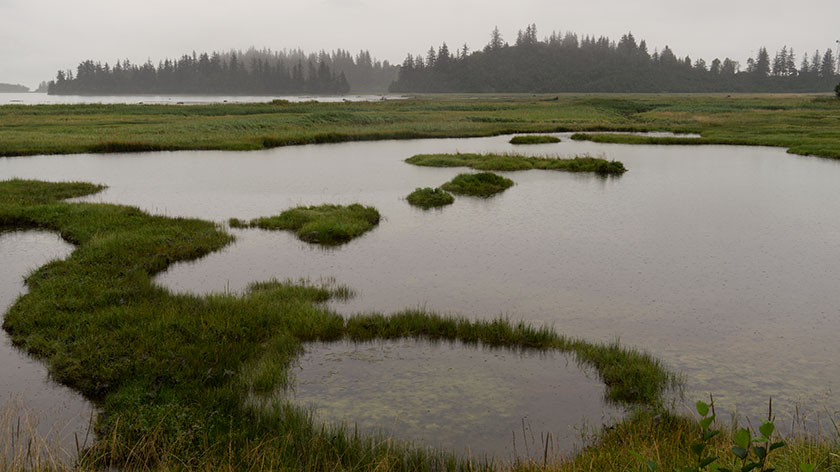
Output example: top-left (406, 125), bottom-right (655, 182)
top-left (0, 83), bottom-right (29, 93)
top-left (48, 48), bottom-right (398, 95)
top-left (390, 25), bottom-right (840, 93)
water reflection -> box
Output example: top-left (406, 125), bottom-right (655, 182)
top-left (0, 230), bottom-right (95, 464)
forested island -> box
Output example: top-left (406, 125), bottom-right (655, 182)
top-left (0, 83), bottom-right (29, 93)
top-left (48, 48), bottom-right (397, 95)
top-left (43, 25), bottom-right (840, 95)
top-left (391, 25), bottom-right (840, 93)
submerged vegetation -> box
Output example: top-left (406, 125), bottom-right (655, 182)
top-left (509, 135), bottom-right (561, 144)
top-left (406, 152), bottom-right (627, 175)
top-left (0, 178), bottom-right (682, 470)
top-left (441, 172), bottom-right (515, 197)
top-left (3, 95), bottom-right (840, 159)
top-left (406, 187), bottom-right (455, 208)
top-left (229, 203), bottom-right (380, 245)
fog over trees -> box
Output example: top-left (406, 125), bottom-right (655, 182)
top-left (0, 83), bottom-right (29, 93)
top-left (45, 26), bottom-right (840, 95)
top-left (48, 48), bottom-right (398, 95)
top-left (391, 25), bottom-right (840, 93)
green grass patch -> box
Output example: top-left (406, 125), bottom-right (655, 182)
top-left (571, 132), bottom-right (709, 146)
top-left (509, 134), bottom-right (561, 144)
top-left (406, 152), bottom-right (627, 175)
top-left (229, 204), bottom-right (381, 246)
top-left (406, 187), bottom-right (455, 208)
top-left (441, 172), bottom-right (515, 197)
top-left (2, 95), bottom-right (840, 160)
top-left (0, 178), bottom-right (684, 470)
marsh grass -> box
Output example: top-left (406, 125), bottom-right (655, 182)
top-left (406, 152), bottom-right (627, 175)
top-left (3, 95), bottom-right (840, 159)
top-left (229, 204), bottom-right (381, 246)
top-left (0, 399), bottom-right (89, 471)
top-left (406, 187), bottom-right (455, 208)
top-left (0, 179), bottom-right (681, 470)
top-left (441, 172), bottom-right (515, 197)
top-left (509, 135), bottom-right (561, 144)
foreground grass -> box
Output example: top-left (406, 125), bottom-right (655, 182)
top-left (510, 409), bottom-right (840, 472)
top-left (406, 187), bottom-right (455, 208)
top-left (229, 204), bottom-right (380, 245)
top-left (441, 172), bottom-right (515, 197)
top-left (510, 135), bottom-right (561, 144)
top-left (2, 94), bottom-right (840, 159)
top-left (406, 152), bottom-right (627, 175)
top-left (1, 179), bottom-right (677, 470)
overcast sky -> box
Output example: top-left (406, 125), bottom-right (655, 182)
top-left (2, 0), bottom-right (839, 88)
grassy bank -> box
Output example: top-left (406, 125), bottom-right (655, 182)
top-left (2, 94), bottom-right (840, 159)
top-left (229, 204), bottom-right (380, 245)
top-left (1, 179), bottom-right (677, 470)
top-left (406, 152), bottom-right (627, 175)
top-left (514, 409), bottom-right (840, 472)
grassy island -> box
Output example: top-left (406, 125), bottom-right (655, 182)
top-left (229, 204), bottom-right (380, 245)
top-left (0, 178), bottom-right (688, 470)
top-left (440, 172), bottom-right (515, 197)
top-left (406, 152), bottom-right (627, 175)
top-left (509, 135), bottom-right (561, 144)
top-left (406, 187), bottom-right (455, 208)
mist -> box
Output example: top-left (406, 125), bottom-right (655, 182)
top-left (1, 0), bottom-right (838, 88)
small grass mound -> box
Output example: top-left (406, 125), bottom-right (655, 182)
top-left (509, 135), bottom-right (561, 144)
top-left (441, 172), bottom-right (514, 198)
top-left (230, 204), bottom-right (380, 245)
top-left (406, 187), bottom-right (455, 209)
top-left (405, 152), bottom-right (626, 175)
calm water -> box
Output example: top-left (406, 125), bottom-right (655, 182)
top-left (0, 231), bottom-right (95, 463)
top-left (284, 339), bottom-right (621, 460)
top-left (0, 92), bottom-right (403, 105)
top-left (2, 134), bottom-right (839, 451)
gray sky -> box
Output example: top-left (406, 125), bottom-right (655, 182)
top-left (2, 0), bottom-right (839, 88)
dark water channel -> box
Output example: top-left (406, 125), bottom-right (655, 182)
top-left (0, 230), bottom-right (94, 463)
top-left (2, 133), bottom-right (840, 456)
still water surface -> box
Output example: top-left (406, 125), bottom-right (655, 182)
top-left (1, 92), bottom-right (403, 105)
top-left (0, 231), bottom-right (95, 463)
top-left (2, 134), bottom-right (839, 451)
top-left (286, 339), bottom-right (621, 460)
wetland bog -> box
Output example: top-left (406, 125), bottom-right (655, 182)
top-left (2, 133), bottom-right (838, 426)
top-left (2, 95), bottom-right (840, 469)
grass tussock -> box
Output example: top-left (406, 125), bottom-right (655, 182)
top-left (229, 204), bottom-right (380, 245)
top-left (510, 135), bottom-right (561, 144)
top-left (441, 172), bottom-right (515, 197)
top-left (406, 152), bottom-right (627, 175)
top-left (406, 187), bottom-right (455, 209)
top-left (0, 179), bottom-right (683, 470)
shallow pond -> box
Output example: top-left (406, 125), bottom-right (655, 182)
top-left (0, 230), bottom-right (95, 464)
top-left (2, 133), bottom-right (839, 449)
top-left (282, 339), bottom-right (621, 461)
